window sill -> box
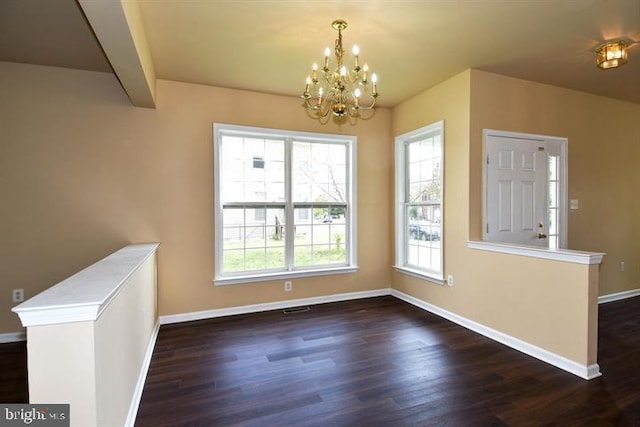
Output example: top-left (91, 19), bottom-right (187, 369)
top-left (214, 266), bottom-right (359, 286)
top-left (393, 266), bottom-right (445, 285)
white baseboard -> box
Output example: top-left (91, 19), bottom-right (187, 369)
top-left (0, 331), bottom-right (26, 343)
top-left (159, 288), bottom-right (391, 325)
top-left (391, 289), bottom-right (601, 380)
top-left (598, 288), bottom-right (640, 304)
top-left (125, 320), bottom-right (160, 427)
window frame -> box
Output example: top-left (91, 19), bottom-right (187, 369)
top-left (394, 121), bottom-right (445, 283)
top-left (213, 123), bottom-right (358, 285)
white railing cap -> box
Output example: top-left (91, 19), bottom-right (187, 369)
top-left (12, 243), bottom-right (159, 327)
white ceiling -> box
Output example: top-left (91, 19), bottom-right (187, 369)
top-left (1, 0), bottom-right (639, 108)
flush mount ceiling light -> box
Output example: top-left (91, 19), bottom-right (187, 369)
top-left (301, 19), bottom-right (379, 120)
top-left (596, 40), bottom-right (628, 70)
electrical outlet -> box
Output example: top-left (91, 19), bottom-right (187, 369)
top-left (447, 275), bottom-right (454, 287)
top-left (284, 281), bottom-right (292, 292)
top-left (12, 289), bottom-right (24, 303)
top-left (620, 261), bottom-right (625, 272)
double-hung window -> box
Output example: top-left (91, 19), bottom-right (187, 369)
top-left (214, 124), bottom-right (357, 284)
top-left (394, 121), bottom-right (444, 281)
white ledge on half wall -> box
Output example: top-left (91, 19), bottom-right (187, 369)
top-left (12, 243), bottom-right (160, 328)
top-left (467, 241), bottom-right (605, 265)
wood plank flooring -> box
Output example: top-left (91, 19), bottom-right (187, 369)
top-left (135, 296), bottom-right (640, 426)
top-left (0, 341), bottom-right (27, 403)
top-left (2, 295), bottom-right (639, 425)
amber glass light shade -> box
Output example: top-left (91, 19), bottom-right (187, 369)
top-left (596, 41), bottom-right (628, 70)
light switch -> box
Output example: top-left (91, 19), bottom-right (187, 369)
top-left (570, 199), bottom-right (579, 210)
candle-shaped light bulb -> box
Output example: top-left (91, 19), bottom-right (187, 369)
top-left (324, 47), bottom-right (331, 69)
top-left (352, 45), bottom-right (360, 70)
top-left (312, 63), bottom-right (318, 81)
top-left (354, 88), bottom-right (361, 108)
top-left (305, 76), bottom-right (311, 93)
top-left (362, 63), bottom-right (369, 82)
top-left (340, 66), bottom-right (347, 77)
top-left (371, 73), bottom-right (378, 94)
top-left (318, 87), bottom-right (323, 102)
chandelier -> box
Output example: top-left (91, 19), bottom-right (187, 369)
top-left (301, 19), bottom-right (378, 120)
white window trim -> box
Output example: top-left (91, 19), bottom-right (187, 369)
top-left (392, 265), bottom-right (445, 285)
top-left (394, 121), bottom-right (444, 283)
top-left (213, 123), bottom-right (358, 284)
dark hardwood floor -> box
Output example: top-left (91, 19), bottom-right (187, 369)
top-left (135, 296), bottom-right (640, 426)
top-left (2, 296), bottom-right (639, 425)
top-left (0, 341), bottom-right (27, 403)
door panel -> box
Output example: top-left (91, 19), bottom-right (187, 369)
top-left (498, 149), bottom-right (513, 169)
top-left (521, 180), bottom-right (535, 231)
top-left (497, 180), bottom-right (513, 232)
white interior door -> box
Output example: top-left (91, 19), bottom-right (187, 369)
top-left (485, 132), bottom-right (565, 247)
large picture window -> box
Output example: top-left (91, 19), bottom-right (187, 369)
top-left (214, 124), bottom-right (357, 284)
top-left (394, 121), bottom-right (444, 281)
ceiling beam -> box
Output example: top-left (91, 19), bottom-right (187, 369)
top-left (78, 0), bottom-right (156, 108)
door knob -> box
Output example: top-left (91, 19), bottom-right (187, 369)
top-left (537, 232), bottom-right (548, 239)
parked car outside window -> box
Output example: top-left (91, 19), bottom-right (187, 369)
top-left (408, 222), bottom-right (440, 241)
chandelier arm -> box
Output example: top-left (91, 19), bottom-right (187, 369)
top-left (309, 90), bottom-right (333, 118)
top-left (304, 100), bottom-right (330, 118)
top-left (355, 94), bottom-right (377, 110)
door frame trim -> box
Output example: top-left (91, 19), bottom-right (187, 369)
top-left (483, 129), bottom-right (568, 248)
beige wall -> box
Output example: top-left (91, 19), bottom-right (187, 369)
top-left (0, 61), bottom-right (392, 334)
top-left (469, 69), bottom-right (640, 296)
top-left (391, 70), bottom-right (599, 367)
